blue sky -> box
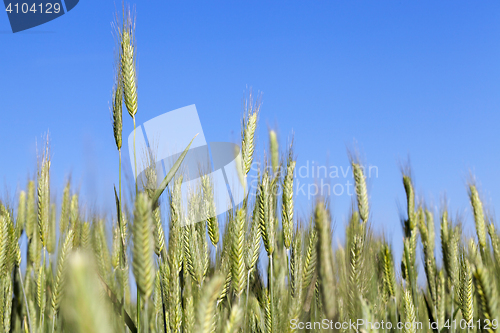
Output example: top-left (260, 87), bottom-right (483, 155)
top-left (1, 1), bottom-right (500, 262)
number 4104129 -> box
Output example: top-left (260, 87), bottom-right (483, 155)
top-left (6, 3), bottom-right (62, 14)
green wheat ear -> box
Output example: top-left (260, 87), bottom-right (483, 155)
top-left (488, 223), bottom-right (500, 267)
top-left (403, 175), bottom-right (415, 228)
top-left (302, 222), bottom-right (317, 292)
top-left (52, 230), bottom-right (74, 314)
top-left (231, 207), bottom-right (246, 298)
top-left (3, 277), bottom-right (12, 332)
top-left (26, 180), bottom-right (36, 240)
top-left (315, 200), bottom-right (336, 319)
top-left (132, 193), bottom-right (155, 300)
top-left (59, 180), bottom-right (71, 234)
top-left (241, 90), bottom-right (260, 175)
top-left (259, 170), bottom-right (274, 256)
top-left (403, 288), bottom-right (417, 333)
top-left (195, 274), bottom-right (224, 333)
top-left (473, 263), bottom-right (498, 329)
top-left (0, 214), bottom-right (8, 274)
top-left (282, 147), bottom-right (296, 250)
top-left (245, 199), bottom-right (261, 274)
top-left (222, 304), bottom-right (243, 333)
top-left (459, 251), bottom-right (473, 325)
top-left (120, 8), bottom-right (137, 119)
top-left (352, 161), bottom-right (369, 224)
top-left (202, 174), bottom-right (219, 248)
top-left (47, 203), bottom-right (56, 254)
top-left (16, 190), bottom-right (26, 238)
top-left (469, 184), bottom-right (486, 250)
top-left (111, 66), bottom-right (123, 151)
top-left (290, 227), bottom-right (304, 327)
top-left (37, 143), bottom-right (50, 249)
top-left (269, 130), bottom-right (279, 174)
top-left (381, 243), bottom-right (396, 300)
top-left (61, 251), bottom-right (113, 333)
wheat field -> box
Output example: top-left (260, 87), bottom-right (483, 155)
top-left (0, 4), bottom-right (499, 333)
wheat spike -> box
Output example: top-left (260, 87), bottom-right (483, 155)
top-left (3, 210), bottom-right (17, 276)
top-left (202, 174), bottom-right (219, 248)
top-left (120, 7), bottom-right (138, 119)
top-left (488, 223), bottom-right (500, 267)
top-left (459, 252), bottom-right (473, 325)
top-left (132, 193), bottom-right (155, 300)
top-left (403, 175), bottom-right (415, 228)
top-left (231, 207), bottom-right (246, 298)
top-left (315, 201), bottom-right (336, 320)
top-left (52, 229), bottom-right (74, 314)
top-left (195, 275), bottom-right (224, 333)
top-left (168, 253), bottom-right (182, 332)
top-left (26, 180), bottom-right (36, 240)
top-left (469, 184), bottom-right (487, 252)
top-left (348, 233), bottom-right (364, 320)
top-left (112, 67), bottom-right (123, 151)
top-left (37, 155), bottom-right (50, 248)
top-left (282, 149), bottom-right (295, 249)
top-left (403, 288), bottom-right (416, 333)
top-left (16, 190), bottom-right (26, 237)
top-left (381, 244), bottom-right (396, 300)
top-left (419, 207), bottom-right (437, 305)
top-left (3, 277), bottom-right (12, 332)
top-left (36, 261), bottom-right (46, 315)
top-left (59, 180), bottom-right (71, 234)
top-left (290, 227), bottom-right (303, 298)
top-left (92, 219), bottom-right (113, 286)
top-left (269, 130), bottom-right (279, 174)
top-left (28, 222), bottom-right (40, 268)
top-left (70, 194), bottom-right (79, 248)
top-left (80, 221), bottom-right (91, 250)
top-left (182, 274), bottom-right (195, 333)
top-left (182, 222), bottom-right (197, 284)
top-left (222, 304), bottom-right (243, 333)
top-left (352, 162), bottom-right (369, 224)
top-left (111, 225), bottom-right (120, 269)
top-left (259, 171), bottom-right (274, 256)
top-left (0, 215), bottom-right (8, 274)
top-left (263, 289), bottom-right (273, 333)
top-left (241, 91), bottom-right (260, 175)
top-left (60, 251), bottom-right (113, 333)
top-left (47, 203), bottom-right (56, 254)
top-left (245, 200), bottom-right (261, 273)
top-left (153, 206), bottom-right (166, 257)
top-left (473, 263), bottom-right (498, 328)
top-left (169, 176), bottom-right (184, 272)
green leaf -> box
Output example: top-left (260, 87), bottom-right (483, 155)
top-left (151, 134), bottom-right (198, 206)
top-left (113, 186), bottom-right (126, 265)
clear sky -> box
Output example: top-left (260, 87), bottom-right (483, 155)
top-left (1, 1), bottom-right (500, 263)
